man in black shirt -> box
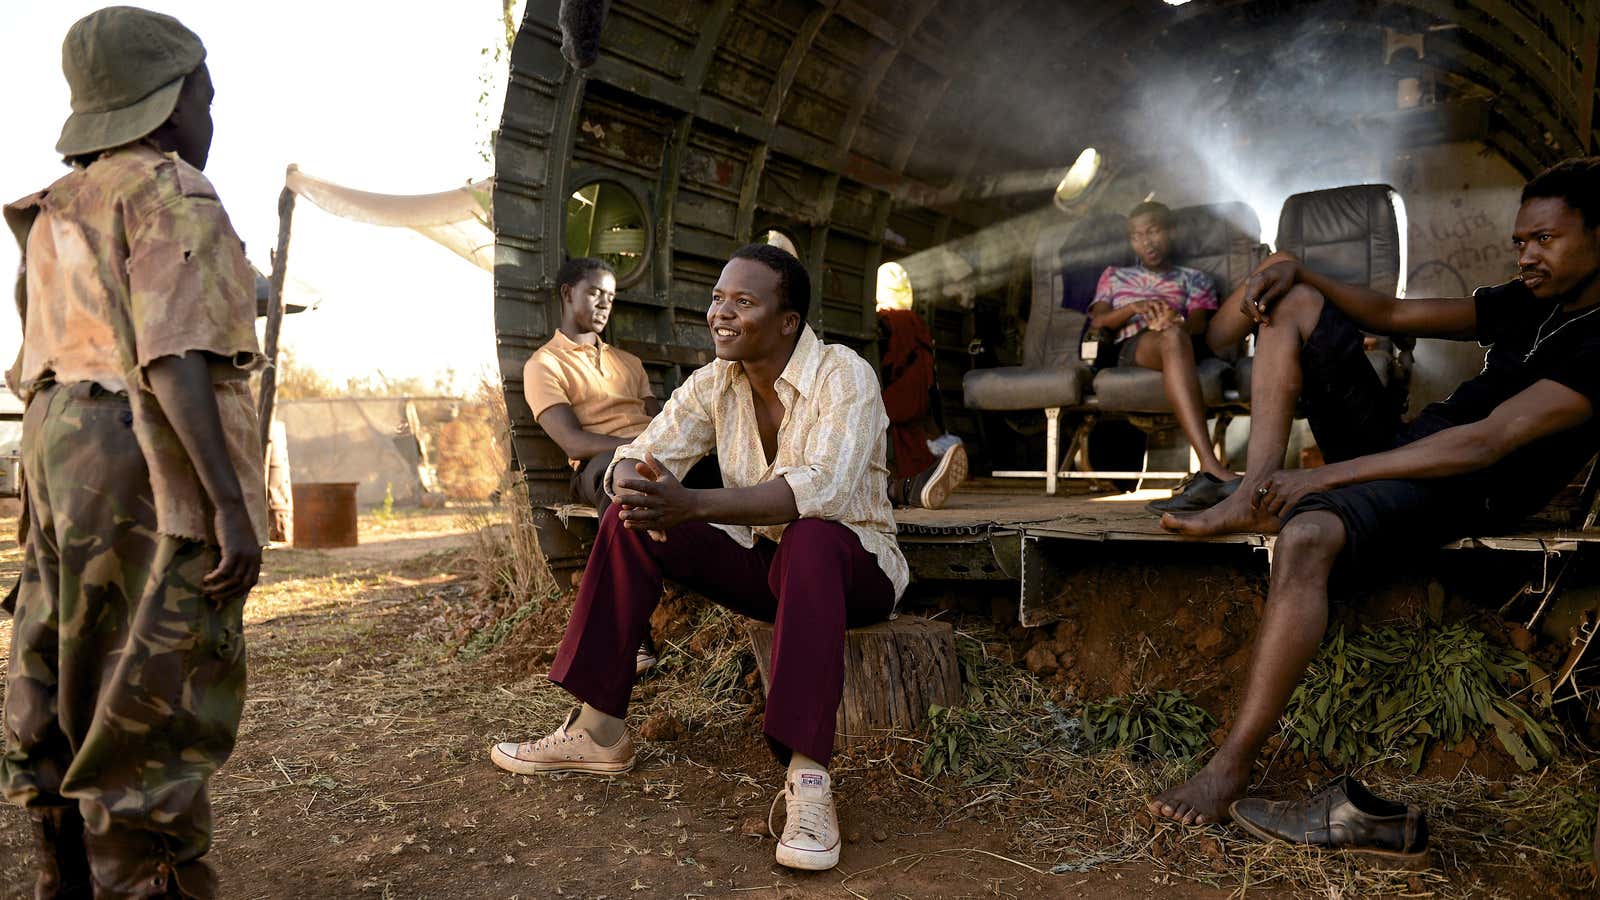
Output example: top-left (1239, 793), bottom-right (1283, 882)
top-left (1148, 157), bottom-right (1600, 826)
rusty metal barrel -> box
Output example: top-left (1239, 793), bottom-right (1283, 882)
top-left (291, 482), bottom-right (359, 549)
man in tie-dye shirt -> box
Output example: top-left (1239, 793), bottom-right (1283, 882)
top-left (1089, 201), bottom-right (1257, 512)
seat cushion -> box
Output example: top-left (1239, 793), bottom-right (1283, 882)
top-left (1234, 350), bottom-right (1390, 403)
top-left (963, 364), bottom-right (1089, 410)
top-left (1092, 357), bottom-right (1230, 412)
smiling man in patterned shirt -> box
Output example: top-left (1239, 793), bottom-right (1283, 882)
top-left (490, 243), bottom-right (904, 873)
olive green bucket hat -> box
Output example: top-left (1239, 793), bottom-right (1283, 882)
top-left (55, 6), bottom-right (206, 157)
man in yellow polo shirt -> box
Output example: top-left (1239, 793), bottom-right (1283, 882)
top-left (523, 257), bottom-right (662, 522)
top-left (527, 256), bottom-right (965, 514)
top-left (526, 257), bottom-right (708, 675)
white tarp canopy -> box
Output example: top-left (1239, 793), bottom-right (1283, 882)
top-left (277, 397), bottom-right (458, 507)
top-left (284, 166), bottom-right (494, 271)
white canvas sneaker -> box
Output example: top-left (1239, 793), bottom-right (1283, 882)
top-left (911, 441), bottom-right (968, 509)
top-left (769, 768), bottom-right (841, 871)
top-left (488, 708), bottom-right (635, 776)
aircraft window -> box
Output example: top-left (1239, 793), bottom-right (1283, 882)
top-left (876, 261), bottom-right (913, 311)
top-left (1053, 147), bottom-right (1101, 209)
top-left (566, 181), bottom-right (649, 285)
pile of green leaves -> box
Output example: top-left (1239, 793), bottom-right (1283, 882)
top-left (921, 703), bottom-right (1022, 784)
top-left (1080, 690), bottom-right (1216, 760)
top-left (1282, 623), bottom-right (1557, 771)
top-left (918, 635), bottom-right (1052, 784)
top-left (953, 632), bottom-right (1042, 711)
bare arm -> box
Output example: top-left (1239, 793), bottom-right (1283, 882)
top-left (1335, 380), bottom-right (1590, 479)
top-left (537, 403), bottom-right (632, 460)
top-left (1255, 380), bottom-right (1593, 515)
top-left (1246, 259), bottom-right (1477, 340)
top-left (145, 352), bottom-right (260, 601)
top-left (1089, 299), bottom-right (1161, 332)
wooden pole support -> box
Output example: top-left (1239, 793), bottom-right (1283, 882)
top-left (745, 615), bottom-right (961, 747)
top-left (257, 183), bottom-right (297, 449)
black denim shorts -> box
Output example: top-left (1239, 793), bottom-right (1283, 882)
top-left (1283, 303), bottom-right (1489, 573)
top-left (1113, 328), bottom-right (1213, 368)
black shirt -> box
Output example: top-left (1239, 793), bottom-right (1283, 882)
top-left (1406, 278), bottom-right (1600, 520)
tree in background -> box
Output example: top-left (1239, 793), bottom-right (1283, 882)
top-left (477, 0), bottom-right (524, 165)
top-left (274, 349), bottom-right (463, 400)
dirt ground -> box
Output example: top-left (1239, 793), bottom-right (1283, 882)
top-left (0, 508), bottom-right (1593, 898)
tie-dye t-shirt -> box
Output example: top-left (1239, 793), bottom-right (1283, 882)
top-left (1092, 264), bottom-right (1219, 342)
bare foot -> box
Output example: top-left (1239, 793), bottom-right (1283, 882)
top-left (1148, 757), bottom-right (1252, 826)
top-left (1160, 488), bottom-right (1281, 536)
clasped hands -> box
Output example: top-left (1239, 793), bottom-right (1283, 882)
top-left (1131, 299), bottom-right (1184, 332)
top-left (613, 452), bottom-right (694, 542)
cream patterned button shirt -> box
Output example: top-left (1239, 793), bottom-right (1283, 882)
top-left (606, 325), bottom-right (908, 601)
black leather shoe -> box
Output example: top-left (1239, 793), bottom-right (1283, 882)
top-left (1229, 775), bottom-right (1429, 868)
top-left (1147, 473), bottom-right (1240, 514)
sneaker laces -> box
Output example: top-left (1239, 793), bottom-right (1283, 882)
top-left (517, 731), bottom-right (570, 756)
top-left (767, 786), bottom-right (833, 845)
top-left (517, 712), bottom-right (582, 756)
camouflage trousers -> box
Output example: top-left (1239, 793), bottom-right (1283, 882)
top-left (3, 383), bottom-right (245, 895)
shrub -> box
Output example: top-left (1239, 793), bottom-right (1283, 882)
top-left (1081, 690), bottom-right (1216, 761)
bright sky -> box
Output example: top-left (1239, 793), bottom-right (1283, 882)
top-left (0, 1), bottom-right (525, 392)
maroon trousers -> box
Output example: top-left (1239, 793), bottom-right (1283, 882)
top-left (548, 512), bottom-right (896, 766)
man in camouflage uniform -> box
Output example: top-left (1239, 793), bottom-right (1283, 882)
top-left (3, 8), bottom-right (266, 898)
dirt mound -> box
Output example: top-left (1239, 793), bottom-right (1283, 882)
top-left (914, 552), bottom-right (1266, 715)
top-left (914, 550), bottom-right (1561, 784)
top-left (442, 525), bottom-right (1566, 792)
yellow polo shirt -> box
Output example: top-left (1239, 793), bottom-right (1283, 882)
top-left (523, 330), bottom-right (653, 458)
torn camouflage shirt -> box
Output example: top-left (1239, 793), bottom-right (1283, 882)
top-left (4, 142), bottom-right (268, 545)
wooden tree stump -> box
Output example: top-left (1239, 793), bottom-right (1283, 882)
top-left (745, 615), bottom-right (961, 746)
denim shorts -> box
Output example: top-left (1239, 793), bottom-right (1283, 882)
top-left (1284, 303), bottom-right (1490, 572)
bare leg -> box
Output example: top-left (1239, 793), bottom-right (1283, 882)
top-left (1149, 512), bottom-right (1344, 823)
top-left (1206, 251), bottom-right (1298, 357)
top-left (1135, 328), bottom-right (1230, 480)
top-left (1162, 284), bottom-right (1326, 536)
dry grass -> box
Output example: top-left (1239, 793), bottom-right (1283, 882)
top-left (109, 493), bottom-right (1583, 898)
top-left (5, 478), bottom-right (1597, 897)
top-left (633, 603), bottom-right (758, 731)
top-left (452, 479), bottom-right (558, 660)
top-left (431, 378), bottom-right (512, 501)
top-left (823, 620), bottom-right (1598, 898)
